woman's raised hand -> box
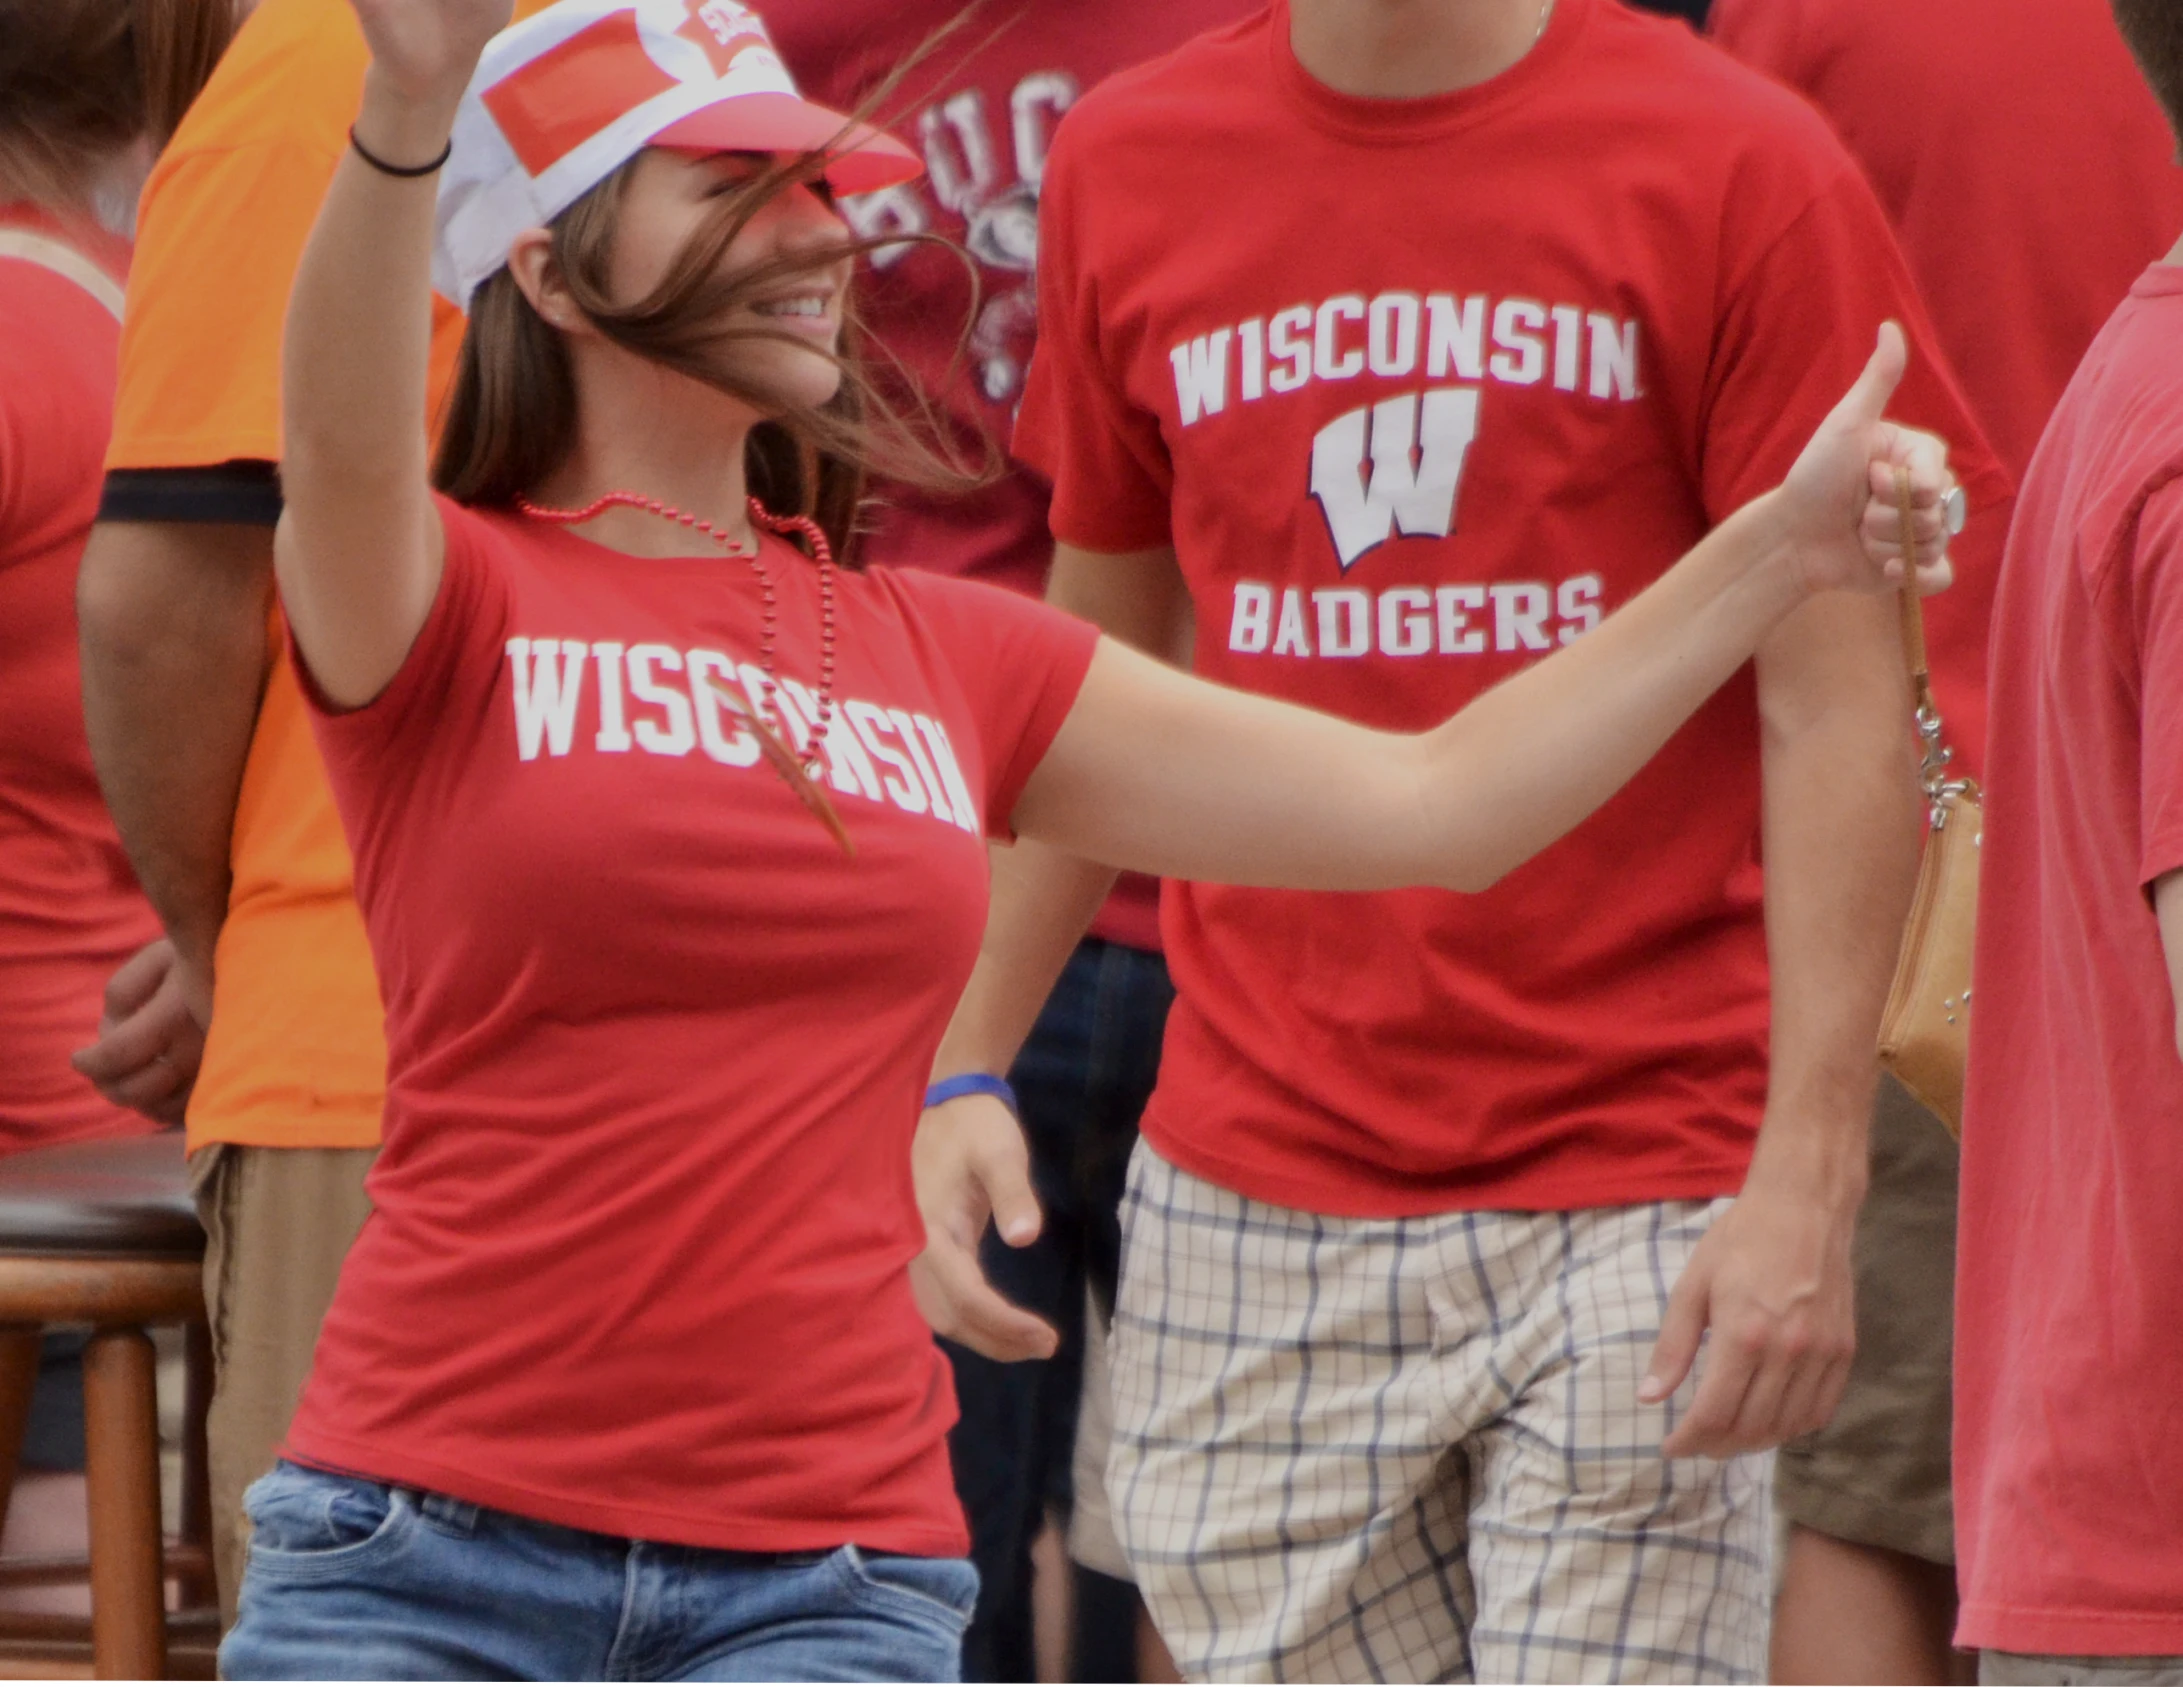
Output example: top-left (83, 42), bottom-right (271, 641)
top-left (1773, 321), bottom-right (1958, 601)
top-left (349, 0), bottom-right (512, 106)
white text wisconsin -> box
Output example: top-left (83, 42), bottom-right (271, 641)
top-left (1170, 291), bottom-right (1643, 426)
top-left (504, 638), bottom-right (983, 834)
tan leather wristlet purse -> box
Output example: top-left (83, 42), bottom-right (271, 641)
top-left (1876, 466), bottom-right (1981, 1138)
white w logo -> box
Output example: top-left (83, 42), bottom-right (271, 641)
top-left (1308, 388), bottom-right (1481, 571)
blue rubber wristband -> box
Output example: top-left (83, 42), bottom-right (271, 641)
top-left (924, 1073), bottom-right (1020, 1117)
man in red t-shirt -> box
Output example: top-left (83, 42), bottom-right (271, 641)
top-left (918, 0), bottom-right (2003, 1678)
top-left (1956, 5), bottom-right (2183, 1679)
top-left (769, 6), bottom-right (1250, 1679)
top-left (1708, 2), bottom-right (2183, 1678)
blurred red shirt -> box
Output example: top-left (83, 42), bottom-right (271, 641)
top-left (0, 207), bottom-right (162, 1149)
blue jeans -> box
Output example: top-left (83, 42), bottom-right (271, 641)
top-left (222, 1462), bottom-right (979, 1681)
top-left (941, 937), bottom-right (1173, 1683)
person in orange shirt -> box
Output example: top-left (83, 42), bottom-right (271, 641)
top-left (72, 0), bottom-right (541, 1621)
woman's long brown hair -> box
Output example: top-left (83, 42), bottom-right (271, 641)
top-left (0, 0), bottom-right (235, 210)
top-left (433, 13), bottom-right (1007, 566)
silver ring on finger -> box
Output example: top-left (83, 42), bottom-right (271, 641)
top-left (1941, 484), bottom-right (1967, 536)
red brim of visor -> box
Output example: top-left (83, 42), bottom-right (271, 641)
top-left (653, 93), bottom-right (922, 197)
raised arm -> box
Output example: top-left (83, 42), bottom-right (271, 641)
top-left (278, 0), bottom-right (507, 707)
top-left (1015, 330), bottom-right (1948, 893)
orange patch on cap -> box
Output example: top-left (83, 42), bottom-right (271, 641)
top-left (483, 10), bottom-right (682, 177)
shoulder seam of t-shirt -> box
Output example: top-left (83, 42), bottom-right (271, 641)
top-left (97, 462), bottom-right (283, 525)
top-left (1712, 154), bottom-right (1864, 323)
top-left (0, 231), bottom-right (124, 320)
top-left (2096, 458), bottom-right (2183, 584)
top-left (2085, 457), bottom-right (2183, 607)
top-left (2074, 459), bottom-right (2183, 694)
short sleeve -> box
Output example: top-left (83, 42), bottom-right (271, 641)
top-left (888, 570), bottom-right (1100, 837)
top-left (106, 140), bottom-right (342, 471)
top-left (1010, 121), bottom-right (1176, 555)
top-left (1699, 166), bottom-right (2011, 522)
top-left (2131, 477), bottom-right (2183, 888)
top-left (295, 497), bottom-right (514, 760)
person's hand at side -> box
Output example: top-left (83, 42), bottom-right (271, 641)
top-left (1642, 1161), bottom-right (1859, 1457)
top-left (909, 1090), bottom-right (1061, 1362)
top-left (69, 937), bottom-right (209, 1127)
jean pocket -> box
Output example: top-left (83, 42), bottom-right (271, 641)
top-left (835, 1545), bottom-right (979, 1627)
top-left (243, 1461), bottom-right (406, 1572)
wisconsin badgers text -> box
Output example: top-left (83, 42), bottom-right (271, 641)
top-left (1227, 576), bottom-right (1604, 659)
top-left (1168, 291), bottom-right (1644, 426)
top-left (503, 638), bottom-right (983, 834)
top-left (1168, 290), bottom-right (1645, 573)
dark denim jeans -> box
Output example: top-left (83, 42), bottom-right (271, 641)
top-left (941, 937), bottom-right (1173, 1683)
top-left (222, 1462), bottom-right (978, 1681)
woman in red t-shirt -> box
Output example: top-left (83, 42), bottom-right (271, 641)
top-left (225, 0), bottom-right (1957, 1677)
top-left (0, 0), bottom-right (233, 1146)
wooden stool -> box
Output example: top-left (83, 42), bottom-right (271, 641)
top-left (0, 1135), bottom-right (216, 1678)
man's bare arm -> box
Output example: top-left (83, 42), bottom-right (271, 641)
top-left (911, 540), bottom-right (1191, 1362)
top-left (76, 519), bottom-right (273, 1036)
top-left (927, 542), bottom-right (1191, 1084)
top-left (2157, 871), bottom-right (2183, 1060)
top-left (1648, 587), bottom-right (1919, 1455)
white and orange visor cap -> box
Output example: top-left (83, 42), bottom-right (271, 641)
top-left (432, 0), bottom-right (922, 310)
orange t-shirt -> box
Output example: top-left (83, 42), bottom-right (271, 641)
top-left (106, 0), bottom-right (541, 1151)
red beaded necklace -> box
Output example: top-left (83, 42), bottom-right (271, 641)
top-left (515, 489), bottom-right (853, 857)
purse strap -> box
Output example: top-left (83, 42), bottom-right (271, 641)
top-left (1891, 465), bottom-right (1977, 826)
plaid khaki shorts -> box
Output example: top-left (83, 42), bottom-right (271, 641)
top-left (1108, 1143), bottom-right (1770, 1684)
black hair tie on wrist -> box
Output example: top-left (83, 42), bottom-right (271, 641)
top-left (348, 124), bottom-right (452, 179)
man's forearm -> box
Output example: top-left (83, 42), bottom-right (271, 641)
top-left (78, 520), bottom-right (274, 974)
top-left (1753, 596), bottom-right (1921, 1191)
top-left (929, 537), bottom-right (1194, 1079)
top-left (931, 842), bottom-right (1119, 1079)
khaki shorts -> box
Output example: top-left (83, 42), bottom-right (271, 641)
top-left (1067, 1284), bottom-right (1131, 1582)
top-left (188, 1142), bottom-right (376, 1627)
top-left (1774, 1074), bottom-right (1956, 1565)
top-left (1982, 1653), bottom-right (2183, 1685)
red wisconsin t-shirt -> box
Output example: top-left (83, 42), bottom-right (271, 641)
top-left (286, 498), bottom-right (1096, 1553)
top-left (1015, 0), bottom-right (2004, 1217)
top-left (771, 0), bottom-right (1254, 954)
top-left (0, 208), bottom-right (162, 1149)
top-left (1957, 268), bottom-right (2183, 1658)
top-left (1712, 0), bottom-right (2183, 779)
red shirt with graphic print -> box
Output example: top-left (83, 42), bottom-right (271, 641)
top-left (770, 0), bottom-right (1251, 953)
top-left (1014, 0), bottom-right (2004, 1217)
top-left (284, 498), bottom-right (1096, 1553)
